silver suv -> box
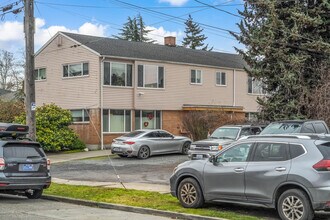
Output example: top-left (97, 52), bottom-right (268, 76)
top-left (0, 123), bottom-right (51, 199)
top-left (170, 134), bottom-right (330, 220)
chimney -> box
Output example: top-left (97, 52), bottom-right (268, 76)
top-left (164, 36), bottom-right (176, 47)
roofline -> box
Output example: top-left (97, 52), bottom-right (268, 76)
top-left (102, 55), bottom-right (245, 71)
top-left (35, 32), bottom-right (101, 57)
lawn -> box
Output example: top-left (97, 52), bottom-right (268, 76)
top-left (45, 183), bottom-right (261, 220)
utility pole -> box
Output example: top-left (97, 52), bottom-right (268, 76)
top-left (24, 0), bottom-right (36, 140)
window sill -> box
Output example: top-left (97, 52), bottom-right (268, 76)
top-left (103, 85), bottom-right (133, 89)
top-left (190, 83), bottom-right (203, 86)
top-left (72, 122), bottom-right (90, 124)
top-left (103, 132), bottom-right (130, 134)
top-left (248, 93), bottom-right (266, 96)
top-left (137, 87), bottom-right (165, 90)
top-left (216, 84), bottom-right (227, 87)
top-left (35, 79), bottom-right (47, 82)
top-left (62, 75), bottom-right (89, 79)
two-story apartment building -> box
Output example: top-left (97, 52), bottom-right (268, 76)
top-left (35, 32), bottom-right (262, 149)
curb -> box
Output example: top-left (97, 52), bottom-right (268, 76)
top-left (42, 195), bottom-right (226, 220)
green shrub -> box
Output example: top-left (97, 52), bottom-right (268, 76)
top-left (15, 103), bottom-right (85, 152)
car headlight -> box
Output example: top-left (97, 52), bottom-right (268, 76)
top-left (210, 145), bottom-right (223, 151)
top-left (190, 144), bottom-right (196, 150)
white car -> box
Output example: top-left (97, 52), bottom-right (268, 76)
top-left (111, 129), bottom-right (191, 159)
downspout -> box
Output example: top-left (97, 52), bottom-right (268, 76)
top-left (100, 56), bottom-right (105, 150)
top-left (233, 69), bottom-right (236, 107)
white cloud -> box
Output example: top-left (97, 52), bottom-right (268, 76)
top-left (159, 0), bottom-right (189, 6)
top-left (0, 18), bottom-right (108, 53)
top-left (147, 26), bottom-right (183, 45)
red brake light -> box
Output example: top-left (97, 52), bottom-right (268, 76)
top-left (123, 141), bottom-right (135, 145)
top-left (313, 159), bottom-right (330, 171)
top-left (47, 159), bottom-right (51, 170)
top-left (0, 158), bottom-right (5, 170)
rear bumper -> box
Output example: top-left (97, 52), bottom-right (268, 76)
top-left (111, 143), bottom-right (137, 157)
top-left (309, 186), bottom-right (330, 211)
top-left (0, 175), bottom-right (51, 190)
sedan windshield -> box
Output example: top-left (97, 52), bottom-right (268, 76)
top-left (260, 123), bottom-right (302, 134)
top-left (122, 130), bottom-right (145, 137)
top-left (210, 128), bottom-right (240, 140)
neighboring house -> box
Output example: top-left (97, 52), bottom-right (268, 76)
top-left (34, 32), bottom-right (264, 149)
top-left (0, 89), bottom-right (16, 101)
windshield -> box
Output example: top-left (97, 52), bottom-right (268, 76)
top-left (122, 130), bottom-right (145, 137)
top-left (210, 127), bottom-right (240, 140)
top-left (260, 123), bottom-right (302, 134)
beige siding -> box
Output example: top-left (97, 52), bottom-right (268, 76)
top-left (235, 70), bottom-right (260, 112)
top-left (35, 35), bottom-right (100, 109)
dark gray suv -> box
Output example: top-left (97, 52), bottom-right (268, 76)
top-left (0, 123), bottom-right (51, 199)
top-left (170, 134), bottom-right (330, 220)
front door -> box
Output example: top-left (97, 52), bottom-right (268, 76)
top-left (203, 142), bottom-right (253, 201)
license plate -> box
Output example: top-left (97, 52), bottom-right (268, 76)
top-left (22, 164), bottom-right (34, 171)
top-left (113, 147), bottom-right (122, 152)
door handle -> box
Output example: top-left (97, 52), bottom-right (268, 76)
top-left (234, 168), bottom-right (244, 173)
top-left (275, 167), bottom-right (286, 172)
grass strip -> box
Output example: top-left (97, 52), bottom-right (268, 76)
top-left (45, 183), bottom-right (260, 220)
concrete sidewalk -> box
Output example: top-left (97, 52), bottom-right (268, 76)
top-left (48, 150), bottom-right (171, 194)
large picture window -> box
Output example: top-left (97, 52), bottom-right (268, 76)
top-left (103, 62), bottom-right (132, 87)
top-left (103, 109), bottom-right (131, 133)
top-left (135, 110), bottom-right (161, 130)
top-left (191, 69), bottom-right (202, 84)
top-left (248, 77), bottom-right (266, 94)
top-left (137, 65), bottom-right (164, 88)
top-left (34, 68), bottom-right (46, 80)
top-left (63, 63), bottom-right (88, 77)
top-left (71, 109), bottom-right (90, 123)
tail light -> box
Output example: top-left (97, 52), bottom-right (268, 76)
top-left (313, 159), bottom-right (330, 171)
top-left (123, 141), bottom-right (135, 145)
top-left (0, 158), bottom-right (5, 170)
top-left (47, 159), bottom-right (51, 170)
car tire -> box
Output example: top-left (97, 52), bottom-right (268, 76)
top-left (181, 142), bottom-right (191, 155)
top-left (137, 146), bottom-right (150, 159)
top-left (277, 189), bottom-right (314, 220)
top-left (178, 178), bottom-right (204, 208)
top-left (25, 189), bottom-right (43, 199)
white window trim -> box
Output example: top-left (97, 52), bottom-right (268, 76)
top-left (62, 62), bottom-right (89, 78)
top-left (35, 67), bottom-right (47, 81)
top-left (216, 71), bottom-right (227, 87)
top-left (136, 110), bottom-right (162, 129)
top-left (138, 65), bottom-right (165, 89)
top-left (103, 62), bottom-right (133, 88)
top-left (103, 109), bottom-right (132, 133)
top-left (71, 109), bottom-right (90, 123)
top-left (190, 69), bottom-right (203, 85)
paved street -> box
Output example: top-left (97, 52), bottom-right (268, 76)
top-left (0, 194), bottom-right (174, 220)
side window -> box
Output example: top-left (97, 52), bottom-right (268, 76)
top-left (159, 131), bottom-right (172, 138)
top-left (253, 142), bottom-right (288, 161)
top-left (314, 123), bottom-right (328, 134)
top-left (144, 132), bottom-right (158, 138)
top-left (218, 143), bottom-right (252, 163)
top-left (289, 144), bottom-right (305, 159)
top-left (251, 127), bottom-right (261, 135)
top-left (240, 128), bottom-right (252, 137)
top-left (301, 123), bottom-right (315, 133)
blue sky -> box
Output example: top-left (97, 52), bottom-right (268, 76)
top-left (0, 0), bottom-right (245, 56)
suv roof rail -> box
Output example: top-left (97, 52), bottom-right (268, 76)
top-left (246, 134), bottom-right (313, 140)
top-left (0, 123), bottom-right (29, 138)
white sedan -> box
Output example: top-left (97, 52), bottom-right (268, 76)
top-left (111, 129), bottom-right (192, 159)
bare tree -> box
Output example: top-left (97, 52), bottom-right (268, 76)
top-left (0, 49), bottom-right (23, 91)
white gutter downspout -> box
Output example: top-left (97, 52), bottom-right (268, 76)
top-left (233, 69), bottom-right (236, 107)
top-left (100, 56), bottom-right (106, 150)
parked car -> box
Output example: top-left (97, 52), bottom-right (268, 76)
top-left (0, 123), bottom-right (51, 199)
top-left (111, 129), bottom-right (191, 159)
top-left (260, 120), bottom-right (329, 135)
top-left (188, 125), bottom-right (264, 159)
top-left (170, 134), bottom-right (330, 220)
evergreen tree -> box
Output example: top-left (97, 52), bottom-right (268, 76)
top-left (232, 0), bottom-right (330, 121)
top-left (182, 14), bottom-right (212, 50)
top-left (114, 14), bottom-right (154, 43)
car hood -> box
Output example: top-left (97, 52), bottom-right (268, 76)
top-left (192, 138), bottom-right (234, 146)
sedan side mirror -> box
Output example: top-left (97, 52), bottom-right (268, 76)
top-left (209, 155), bottom-right (218, 165)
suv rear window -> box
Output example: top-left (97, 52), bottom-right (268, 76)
top-left (316, 142), bottom-right (330, 159)
top-left (3, 144), bottom-right (44, 159)
top-left (260, 123), bottom-right (302, 134)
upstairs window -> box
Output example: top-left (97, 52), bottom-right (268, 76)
top-left (248, 77), bottom-right (266, 94)
top-left (104, 62), bottom-right (132, 87)
top-left (191, 69), bottom-right (202, 84)
top-left (34, 68), bottom-right (46, 80)
top-left (63, 62), bottom-right (89, 78)
top-left (138, 65), bottom-right (164, 88)
top-left (216, 72), bottom-right (226, 86)
top-left (71, 109), bottom-right (90, 123)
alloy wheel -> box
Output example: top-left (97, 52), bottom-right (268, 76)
top-left (139, 146), bottom-right (150, 159)
top-left (282, 195), bottom-right (304, 220)
top-left (180, 183), bottom-right (197, 205)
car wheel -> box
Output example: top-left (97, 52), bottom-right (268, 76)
top-left (178, 178), bottom-right (204, 208)
top-left (182, 142), bottom-right (191, 155)
top-left (277, 189), bottom-right (314, 220)
top-left (137, 146), bottom-right (150, 159)
top-left (25, 189), bottom-right (43, 199)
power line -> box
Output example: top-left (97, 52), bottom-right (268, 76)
top-left (194, 0), bottom-right (244, 19)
